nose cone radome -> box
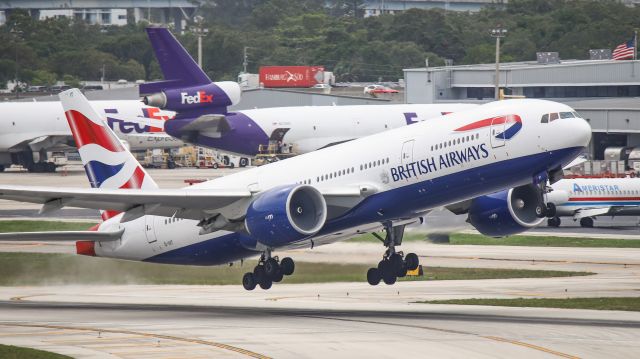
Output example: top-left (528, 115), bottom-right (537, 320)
top-left (571, 117), bottom-right (592, 149)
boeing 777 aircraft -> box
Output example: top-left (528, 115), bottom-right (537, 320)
top-left (0, 90), bottom-right (590, 290)
top-left (547, 178), bottom-right (640, 227)
top-left (0, 100), bottom-right (180, 172)
top-left (140, 27), bottom-right (477, 156)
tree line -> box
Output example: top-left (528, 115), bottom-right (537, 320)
top-left (1, 0), bottom-right (639, 87)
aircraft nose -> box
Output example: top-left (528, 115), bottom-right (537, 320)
top-left (571, 117), bottom-right (592, 148)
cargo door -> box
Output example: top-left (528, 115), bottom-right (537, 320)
top-left (145, 216), bottom-right (157, 243)
top-left (401, 140), bottom-right (417, 182)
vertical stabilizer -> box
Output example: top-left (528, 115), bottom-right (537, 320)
top-left (59, 89), bottom-right (159, 192)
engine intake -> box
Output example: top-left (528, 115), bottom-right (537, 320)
top-left (467, 184), bottom-right (545, 237)
top-left (142, 82), bottom-right (241, 112)
top-left (245, 184), bottom-right (327, 247)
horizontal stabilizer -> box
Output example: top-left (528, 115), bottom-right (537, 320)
top-left (0, 229), bottom-right (123, 242)
top-left (105, 113), bottom-right (167, 130)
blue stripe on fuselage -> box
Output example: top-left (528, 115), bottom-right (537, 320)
top-left (143, 146), bottom-right (584, 266)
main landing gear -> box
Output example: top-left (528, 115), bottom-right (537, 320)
top-left (366, 223), bottom-right (420, 286)
top-left (547, 216), bottom-right (561, 227)
top-left (242, 252), bottom-right (295, 291)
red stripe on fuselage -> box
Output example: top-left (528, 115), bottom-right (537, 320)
top-left (454, 115), bottom-right (521, 132)
top-left (569, 197), bottom-right (640, 201)
top-left (65, 109), bottom-right (125, 152)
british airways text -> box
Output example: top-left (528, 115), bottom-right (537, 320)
top-left (391, 143), bottom-right (489, 182)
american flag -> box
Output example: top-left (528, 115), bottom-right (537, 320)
top-left (613, 36), bottom-right (635, 60)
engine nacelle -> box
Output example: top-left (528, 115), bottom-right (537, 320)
top-left (468, 184), bottom-right (545, 237)
top-left (245, 185), bottom-right (327, 247)
top-left (143, 81), bottom-right (241, 111)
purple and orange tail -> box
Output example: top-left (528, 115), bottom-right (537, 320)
top-left (59, 89), bottom-right (159, 221)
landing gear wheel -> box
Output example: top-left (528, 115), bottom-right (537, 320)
top-left (367, 268), bottom-right (381, 285)
top-left (45, 162), bottom-right (56, 173)
top-left (258, 277), bottom-right (273, 290)
top-left (397, 261), bottom-right (408, 278)
top-left (390, 253), bottom-right (404, 277)
top-left (264, 258), bottom-right (280, 278)
top-left (382, 268), bottom-right (397, 285)
top-left (242, 272), bottom-right (256, 291)
top-left (280, 257), bottom-right (295, 275)
top-left (239, 158), bottom-right (249, 167)
top-left (547, 216), bottom-right (561, 227)
top-left (580, 217), bottom-right (594, 228)
top-left (405, 253), bottom-right (419, 271)
top-left (535, 204), bottom-right (545, 218)
top-left (253, 265), bottom-right (266, 284)
top-left (272, 269), bottom-right (284, 283)
top-left (545, 203), bottom-right (556, 218)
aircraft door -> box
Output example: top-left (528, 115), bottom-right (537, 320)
top-left (144, 216), bottom-right (157, 243)
top-left (401, 140), bottom-right (415, 165)
top-left (490, 116), bottom-right (506, 148)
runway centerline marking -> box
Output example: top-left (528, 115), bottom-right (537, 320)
top-left (305, 315), bottom-right (581, 358)
top-left (0, 322), bottom-right (271, 359)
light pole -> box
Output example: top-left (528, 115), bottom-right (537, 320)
top-left (490, 27), bottom-right (507, 100)
top-left (192, 16), bottom-right (208, 69)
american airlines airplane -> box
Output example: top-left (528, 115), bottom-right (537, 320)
top-left (0, 90), bottom-right (590, 290)
top-left (546, 178), bottom-right (640, 227)
top-left (0, 100), bottom-right (180, 172)
top-left (140, 27), bottom-right (478, 156)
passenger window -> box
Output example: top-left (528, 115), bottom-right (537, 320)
top-left (549, 113), bottom-right (559, 122)
top-left (560, 112), bottom-right (574, 119)
top-left (541, 114), bottom-right (549, 123)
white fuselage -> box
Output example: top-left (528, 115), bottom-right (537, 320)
top-left (549, 178), bottom-right (640, 217)
top-left (95, 99), bottom-right (591, 263)
top-left (0, 101), bottom-right (180, 159)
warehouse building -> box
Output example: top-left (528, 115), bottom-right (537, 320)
top-left (403, 58), bottom-right (640, 160)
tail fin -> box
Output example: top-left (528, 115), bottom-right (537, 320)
top-left (60, 89), bottom-right (159, 193)
top-left (141, 27), bottom-right (211, 94)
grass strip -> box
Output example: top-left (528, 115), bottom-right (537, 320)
top-left (0, 344), bottom-right (72, 359)
top-left (0, 252), bottom-right (592, 286)
top-left (0, 220), bottom-right (97, 233)
top-left (418, 297), bottom-right (640, 312)
top-left (347, 232), bottom-right (640, 248)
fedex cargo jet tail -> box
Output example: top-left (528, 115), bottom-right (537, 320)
top-left (141, 27), bottom-right (240, 116)
top-left (60, 89), bottom-right (159, 196)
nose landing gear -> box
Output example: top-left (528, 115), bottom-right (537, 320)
top-left (242, 253), bottom-right (296, 291)
top-left (366, 223), bottom-right (420, 286)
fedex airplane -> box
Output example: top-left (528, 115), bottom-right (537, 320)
top-left (0, 90), bottom-right (590, 290)
top-left (546, 178), bottom-right (640, 227)
top-left (140, 27), bottom-right (477, 156)
top-left (0, 100), bottom-right (180, 172)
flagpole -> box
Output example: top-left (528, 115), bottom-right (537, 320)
top-left (635, 29), bottom-right (638, 60)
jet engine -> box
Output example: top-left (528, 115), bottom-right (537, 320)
top-left (245, 184), bottom-right (327, 247)
top-left (143, 82), bottom-right (241, 112)
top-left (467, 184), bottom-right (545, 237)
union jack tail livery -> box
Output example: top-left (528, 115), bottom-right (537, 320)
top-left (60, 89), bottom-right (159, 220)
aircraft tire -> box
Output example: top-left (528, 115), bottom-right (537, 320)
top-left (547, 217), bottom-right (561, 227)
top-left (535, 204), bottom-right (545, 218)
top-left (382, 270), bottom-right (397, 285)
top-left (253, 265), bottom-right (266, 283)
top-left (259, 277), bottom-right (273, 290)
top-left (46, 162), bottom-right (56, 173)
top-left (0, 164), bottom-right (5, 172)
top-left (280, 257), bottom-right (295, 275)
top-left (390, 253), bottom-right (404, 276)
top-left (545, 203), bottom-right (557, 218)
top-left (242, 272), bottom-right (257, 291)
top-left (580, 217), bottom-right (594, 228)
top-left (405, 253), bottom-right (419, 271)
top-left (367, 268), bottom-right (381, 285)
top-left (272, 269), bottom-right (284, 283)
top-left (397, 261), bottom-right (408, 278)
top-left (264, 258), bottom-right (280, 278)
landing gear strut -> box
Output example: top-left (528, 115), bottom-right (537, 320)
top-left (242, 252), bottom-right (295, 291)
top-left (366, 223), bottom-right (419, 286)
top-left (533, 175), bottom-right (557, 219)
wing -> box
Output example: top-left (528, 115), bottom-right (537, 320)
top-left (0, 185), bottom-right (252, 222)
top-left (0, 184), bottom-right (370, 223)
top-left (573, 207), bottom-right (612, 219)
top-left (0, 229), bottom-right (123, 242)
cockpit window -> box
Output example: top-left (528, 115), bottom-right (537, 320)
top-left (560, 112), bottom-right (575, 119)
top-left (572, 111), bottom-right (581, 118)
top-left (541, 114), bottom-right (549, 123)
top-left (549, 113), bottom-right (559, 122)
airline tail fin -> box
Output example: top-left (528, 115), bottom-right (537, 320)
top-left (141, 27), bottom-right (211, 94)
top-left (59, 89), bottom-right (159, 194)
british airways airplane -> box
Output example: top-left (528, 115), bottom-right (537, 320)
top-left (546, 178), bottom-right (640, 227)
top-left (140, 27), bottom-right (477, 156)
top-left (0, 90), bottom-right (590, 290)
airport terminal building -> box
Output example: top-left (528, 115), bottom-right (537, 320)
top-left (404, 59), bottom-right (640, 161)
